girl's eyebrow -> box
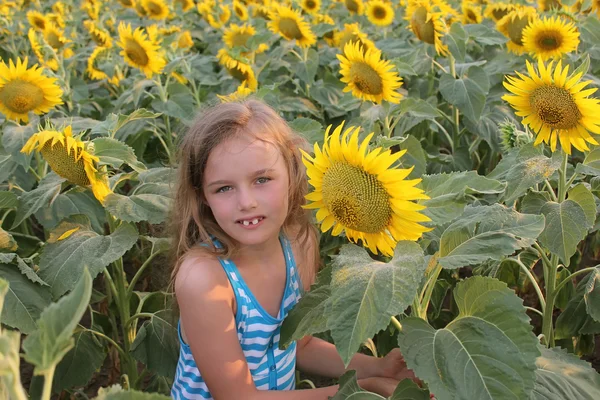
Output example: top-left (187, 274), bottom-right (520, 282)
top-left (207, 168), bottom-right (275, 187)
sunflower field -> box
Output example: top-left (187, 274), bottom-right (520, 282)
top-left (1, 0), bottom-right (600, 398)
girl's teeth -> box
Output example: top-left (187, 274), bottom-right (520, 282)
top-left (252, 218), bottom-right (259, 225)
top-left (241, 218), bottom-right (261, 226)
top-left (243, 220), bottom-right (250, 226)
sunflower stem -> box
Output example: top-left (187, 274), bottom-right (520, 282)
top-left (558, 151), bottom-right (569, 203)
top-left (513, 256), bottom-right (545, 312)
top-left (40, 367), bottom-right (55, 400)
top-left (419, 262), bottom-right (443, 320)
top-left (390, 316), bottom-right (403, 332)
top-left (544, 179), bottom-right (558, 202)
top-left (541, 254), bottom-right (558, 347)
top-left (448, 54), bottom-right (461, 142)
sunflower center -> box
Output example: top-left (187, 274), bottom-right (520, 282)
top-left (125, 39), bottom-right (149, 66)
top-left (146, 1), bottom-right (163, 16)
top-left (349, 61), bottom-right (383, 95)
top-left (537, 32), bottom-right (562, 50)
top-left (492, 9), bottom-right (509, 21)
top-left (345, 0), bottom-right (360, 13)
top-left (530, 85), bottom-right (582, 129)
top-left (306, 0), bottom-right (317, 10)
top-left (322, 161), bottom-right (391, 233)
top-left (507, 16), bottom-right (530, 46)
top-left (40, 141), bottom-right (90, 186)
top-left (467, 10), bottom-right (477, 22)
top-left (46, 31), bottom-right (63, 49)
top-left (33, 17), bottom-right (45, 30)
top-left (92, 31), bottom-right (107, 46)
top-left (411, 7), bottom-right (436, 44)
top-left (279, 17), bottom-right (303, 40)
top-left (374, 6), bottom-right (387, 19)
top-left (227, 66), bottom-right (249, 82)
top-left (0, 80), bottom-right (45, 114)
top-left (231, 32), bottom-right (252, 47)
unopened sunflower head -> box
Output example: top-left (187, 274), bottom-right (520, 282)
top-left (21, 125), bottom-right (112, 203)
top-left (0, 57), bottom-right (63, 123)
top-left (502, 59), bottom-right (600, 154)
top-left (499, 119), bottom-right (533, 152)
top-left (301, 122), bottom-right (431, 256)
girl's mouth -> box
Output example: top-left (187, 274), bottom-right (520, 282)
top-left (236, 216), bottom-right (265, 227)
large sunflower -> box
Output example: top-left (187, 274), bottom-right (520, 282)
top-left (268, 5), bottom-right (316, 48)
top-left (503, 59), bottom-right (600, 154)
top-left (337, 41), bottom-right (402, 104)
top-left (117, 23), bottom-right (166, 78)
top-left (521, 16), bottom-right (579, 61)
top-left (142, 0), bottom-right (170, 19)
top-left (21, 126), bottom-right (112, 203)
top-left (302, 123), bottom-right (431, 256)
top-left (405, 0), bottom-right (449, 56)
top-left (366, 0), bottom-right (394, 27)
top-left (0, 57), bottom-right (63, 123)
top-left (496, 7), bottom-right (538, 55)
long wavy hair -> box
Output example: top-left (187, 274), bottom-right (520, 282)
top-left (168, 99), bottom-right (319, 294)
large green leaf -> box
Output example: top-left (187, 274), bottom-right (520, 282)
top-left (398, 276), bottom-right (539, 399)
top-left (327, 242), bottom-right (426, 365)
top-left (438, 204), bottom-right (545, 269)
top-left (0, 191), bottom-right (18, 210)
top-left (22, 269), bottom-right (92, 374)
top-left (2, 122), bottom-right (35, 168)
top-left (390, 379), bottom-right (431, 400)
top-left (91, 108), bottom-right (162, 137)
top-left (34, 189), bottom-right (106, 233)
top-left (531, 345), bottom-right (600, 399)
top-left (575, 148), bottom-right (600, 177)
top-left (104, 192), bottom-right (171, 224)
top-left (439, 66), bottom-right (490, 124)
top-left (555, 272), bottom-right (600, 339)
top-left (38, 219), bottom-right (138, 297)
top-left (52, 330), bottom-right (106, 393)
top-left (11, 173), bottom-right (65, 229)
top-left (567, 183), bottom-right (597, 229)
top-left (584, 268), bottom-right (600, 322)
top-left (503, 148), bottom-right (561, 203)
top-left (289, 117), bottom-right (323, 146)
top-left (0, 253), bottom-right (47, 286)
top-left (0, 264), bottom-right (52, 334)
top-left (421, 171), bottom-right (505, 225)
top-left (538, 200), bottom-right (588, 265)
top-left (130, 310), bottom-right (179, 378)
top-left (92, 137), bottom-right (146, 172)
top-left (331, 370), bottom-right (384, 400)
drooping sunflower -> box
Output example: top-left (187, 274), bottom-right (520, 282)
top-left (233, 0), bottom-right (249, 20)
top-left (223, 24), bottom-right (269, 54)
top-left (301, 0), bottom-right (321, 15)
top-left (21, 126), bottom-right (112, 203)
top-left (538, 0), bottom-right (562, 12)
top-left (268, 5), bottom-right (316, 48)
top-left (175, 30), bottom-right (194, 49)
top-left (28, 28), bottom-right (59, 71)
top-left (462, 1), bottom-right (482, 24)
top-left (484, 2), bottom-right (515, 22)
top-left (217, 49), bottom-right (258, 90)
top-left (366, 0), bottom-right (394, 27)
top-left (343, 0), bottom-right (365, 15)
top-left (118, 0), bottom-right (135, 8)
top-left (207, 4), bottom-right (231, 28)
top-left (27, 10), bottom-right (47, 31)
top-left (503, 59), bottom-right (600, 154)
top-left (174, 0), bottom-right (195, 12)
top-left (0, 57), bottom-right (63, 123)
top-left (496, 7), bottom-right (538, 55)
top-left (117, 23), bottom-right (166, 78)
top-left (252, 4), bottom-right (272, 19)
top-left (521, 16), bottom-right (579, 61)
top-left (217, 81), bottom-right (254, 103)
top-left (141, 0), bottom-right (170, 19)
top-left (592, 0), bottom-right (600, 18)
top-left (405, 0), bottom-right (449, 56)
top-left (302, 123), bottom-right (431, 256)
top-left (42, 23), bottom-right (73, 58)
top-left (84, 20), bottom-right (113, 48)
top-left (87, 47), bottom-right (123, 86)
top-left (337, 41), bottom-right (403, 104)
top-left (334, 23), bottom-right (377, 54)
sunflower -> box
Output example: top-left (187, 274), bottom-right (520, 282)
top-left (21, 126), bottom-right (112, 203)
top-left (118, 0), bottom-right (135, 7)
top-left (87, 47), bottom-right (123, 86)
top-left (42, 23), bottom-right (70, 52)
top-left (337, 41), bottom-right (403, 104)
top-left (142, 0), bottom-right (170, 19)
top-left (26, 10), bottom-right (47, 31)
top-left (223, 24), bottom-right (269, 53)
top-left (503, 59), bottom-right (600, 154)
top-left (84, 20), bottom-right (113, 47)
top-left (496, 7), bottom-right (538, 55)
top-left (334, 23), bottom-right (376, 54)
top-left (0, 57), bottom-right (63, 123)
top-left (217, 49), bottom-right (258, 90)
top-left (175, 30), bottom-right (194, 49)
top-left (366, 0), bottom-right (394, 27)
top-left (117, 22), bottom-right (166, 78)
top-left (343, 0), bottom-right (365, 15)
top-left (233, 0), bottom-right (249, 20)
top-left (252, 4), bottom-right (272, 19)
top-left (302, 123), bottom-right (431, 256)
top-left (538, 0), bottom-right (562, 11)
top-left (462, 1), bottom-right (482, 24)
top-left (521, 16), bottom-right (579, 61)
top-left (405, 0), bottom-right (449, 56)
top-left (314, 13), bottom-right (336, 45)
top-left (268, 5), bottom-right (316, 48)
top-left (174, 0), bottom-right (194, 12)
top-left (28, 28), bottom-right (59, 71)
top-left (301, 0), bottom-right (321, 15)
top-left (484, 2), bottom-right (515, 22)
top-left (593, 0), bottom-right (600, 18)
top-left (217, 81), bottom-right (254, 103)
top-left (207, 4), bottom-right (231, 28)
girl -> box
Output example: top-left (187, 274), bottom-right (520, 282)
top-left (170, 99), bottom-right (414, 399)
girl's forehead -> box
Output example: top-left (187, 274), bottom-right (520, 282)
top-left (204, 136), bottom-right (284, 176)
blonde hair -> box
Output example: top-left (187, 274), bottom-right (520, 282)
top-left (169, 99), bottom-right (319, 292)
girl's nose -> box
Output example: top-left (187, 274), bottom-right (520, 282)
top-left (237, 188), bottom-right (258, 210)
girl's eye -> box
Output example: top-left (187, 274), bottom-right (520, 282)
top-left (257, 177), bottom-right (271, 184)
top-left (216, 186), bottom-right (232, 193)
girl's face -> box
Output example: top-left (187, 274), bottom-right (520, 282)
top-left (202, 135), bottom-right (290, 247)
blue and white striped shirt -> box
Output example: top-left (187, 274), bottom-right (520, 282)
top-left (171, 235), bottom-right (303, 399)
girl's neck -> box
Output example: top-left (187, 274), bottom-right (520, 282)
top-left (232, 234), bottom-right (282, 268)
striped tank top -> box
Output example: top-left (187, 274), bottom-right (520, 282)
top-left (171, 235), bottom-right (303, 399)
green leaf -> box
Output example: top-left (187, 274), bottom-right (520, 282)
top-left (296, 48), bottom-right (318, 85)
top-left (390, 379), bottom-right (430, 400)
top-left (574, 148), bottom-right (600, 177)
top-left (503, 149), bottom-right (561, 203)
top-left (445, 23), bottom-right (467, 62)
top-left (0, 264), bottom-right (52, 334)
top-left (555, 273), bottom-right (599, 339)
top-left (34, 189), bottom-right (106, 233)
top-left (584, 268), bottom-right (600, 322)
top-left (104, 192), bottom-right (171, 224)
top-left (531, 345), bottom-right (600, 399)
top-left (421, 171), bottom-right (505, 225)
top-left (11, 173), bottom-right (66, 229)
top-left (92, 137), bottom-right (146, 172)
top-left (289, 117), bottom-right (323, 146)
top-left (53, 330), bottom-right (107, 393)
top-left (0, 328), bottom-right (27, 399)
top-left (331, 370), bottom-right (384, 400)
top-left (395, 135), bottom-right (427, 180)
top-left (0, 191), bottom-right (18, 209)
top-left (92, 108), bottom-right (162, 137)
top-left (327, 242), bottom-right (426, 366)
top-left (464, 24), bottom-right (507, 46)
top-left (130, 310), bottom-right (179, 378)
top-left (439, 204), bottom-right (545, 269)
top-left (567, 184), bottom-right (597, 229)
top-left (23, 268), bottom-right (93, 374)
top-left (1, 253), bottom-right (47, 286)
top-left (38, 220), bottom-right (138, 297)
top-left (280, 267), bottom-right (331, 348)
top-left (520, 192), bottom-right (551, 215)
top-left (439, 66), bottom-right (490, 124)
top-left (398, 276), bottom-right (539, 400)
top-left (538, 200), bottom-right (588, 266)
top-left (2, 122), bottom-right (35, 168)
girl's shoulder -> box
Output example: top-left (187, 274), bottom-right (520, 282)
top-left (174, 248), bottom-right (232, 303)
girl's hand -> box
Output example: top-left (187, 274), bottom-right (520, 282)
top-left (358, 377), bottom-right (401, 397)
top-left (376, 348), bottom-right (418, 382)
